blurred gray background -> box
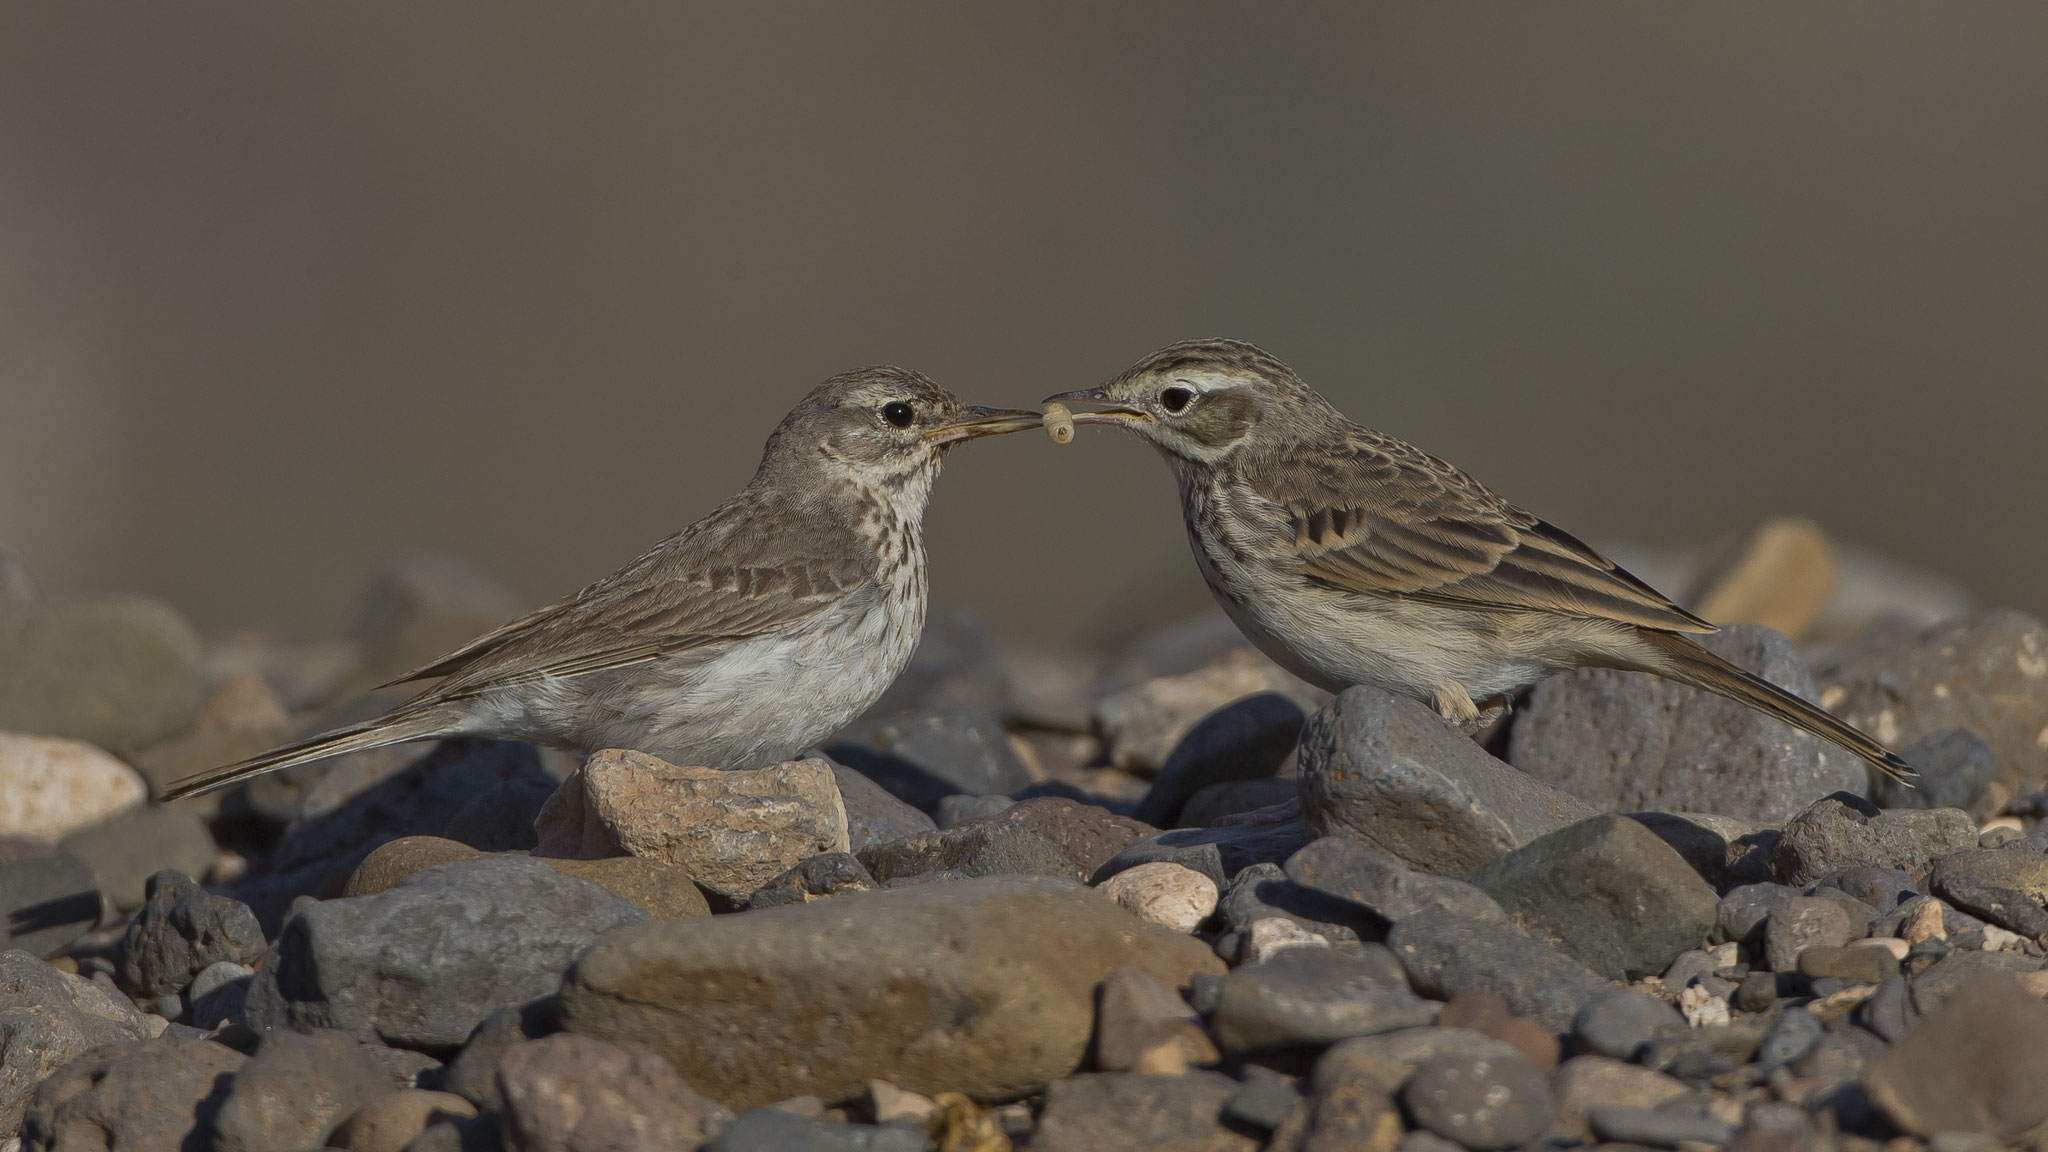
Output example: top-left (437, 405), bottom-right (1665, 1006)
top-left (2, 3), bottom-right (2042, 656)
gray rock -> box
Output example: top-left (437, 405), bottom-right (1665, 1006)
top-left (19, 1034), bottom-right (243, 1150)
top-left (1284, 836), bottom-right (1506, 928)
top-left (982, 797), bottom-right (1158, 877)
top-left (1386, 909), bottom-right (1616, 1033)
top-left (1757, 1006), bottom-right (1823, 1069)
top-left (1859, 976), bottom-right (1919, 1043)
top-left (1509, 624), bottom-right (1863, 823)
top-left (1296, 686), bottom-right (1597, 875)
top-left (1312, 1026), bottom-right (1529, 1101)
top-left (1762, 896), bottom-right (1856, 972)
top-left (117, 869), bottom-right (265, 998)
top-left (0, 596), bottom-right (206, 755)
top-left (1767, 792), bottom-right (1978, 887)
top-left (497, 1032), bottom-right (732, 1152)
top-left (1467, 814), bottom-right (1718, 981)
top-left (744, 852), bottom-right (877, 909)
top-left (856, 819), bottom-right (1080, 884)
top-left (1093, 647), bottom-right (1321, 775)
top-left (1867, 973), bottom-right (2048, 1139)
top-left (212, 1030), bottom-right (396, 1152)
top-left (1928, 849), bottom-right (2048, 938)
top-left (0, 846), bottom-right (99, 959)
top-left (1587, 1106), bottom-right (1734, 1148)
top-left (934, 793), bottom-right (1014, 829)
top-left (246, 856), bottom-right (646, 1050)
top-left (826, 710), bottom-right (1031, 811)
top-left (1028, 1071), bottom-right (1256, 1152)
top-left (1094, 804), bottom-right (1314, 888)
top-left (1403, 1045), bottom-right (1556, 1151)
top-left (1221, 1076), bottom-right (1300, 1132)
top-left (0, 949), bottom-right (152, 1137)
top-left (704, 1109), bottom-right (928, 1152)
top-left (1209, 946), bottom-right (1433, 1052)
top-left (556, 876), bottom-right (1223, 1111)
top-left (186, 960), bottom-right (254, 1030)
top-left (1217, 862), bottom-right (1365, 943)
top-left (1624, 811), bottom-right (1758, 892)
top-left (828, 762), bottom-right (937, 851)
top-left (442, 999), bottom-right (558, 1113)
top-left (1911, 950), bottom-right (2046, 1015)
top-left (58, 806), bottom-right (217, 912)
top-left (1177, 779), bottom-right (1301, 828)
top-left (1873, 729), bottom-right (1998, 815)
top-left (1572, 989), bottom-right (1687, 1062)
top-left (1817, 865), bottom-right (1920, 913)
top-left (441, 774), bottom-right (558, 852)
top-left (1715, 882), bottom-right (1799, 946)
top-left (1135, 692), bottom-right (1304, 828)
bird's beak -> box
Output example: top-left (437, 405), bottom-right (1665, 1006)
top-left (924, 406), bottom-right (1043, 445)
top-left (1042, 387), bottom-right (1150, 426)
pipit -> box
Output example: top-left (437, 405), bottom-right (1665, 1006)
top-left (163, 369), bottom-right (1038, 800)
top-left (1048, 338), bottom-right (1913, 782)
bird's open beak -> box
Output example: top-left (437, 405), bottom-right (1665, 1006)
top-left (924, 406), bottom-right (1043, 445)
top-left (1042, 387), bottom-right (1150, 426)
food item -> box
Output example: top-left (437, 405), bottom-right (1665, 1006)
top-left (1043, 402), bottom-right (1075, 444)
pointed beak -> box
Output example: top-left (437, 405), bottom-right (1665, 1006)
top-left (1041, 387), bottom-right (1150, 426)
top-left (924, 405), bottom-right (1043, 445)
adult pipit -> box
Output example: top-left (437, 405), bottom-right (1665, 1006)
top-left (1047, 338), bottom-right (1913, 783)
top-left (163, 369), bottom-right (1038, 800)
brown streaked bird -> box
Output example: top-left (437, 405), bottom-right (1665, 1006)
top-left (162, 369), bottom-right (1039, 800)
top-left (1047, 338), bottom-right (1913, 783)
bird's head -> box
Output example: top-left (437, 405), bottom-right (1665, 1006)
top-left (1045, 338), bottom-right (1326, 467)
top-left (762, 366), bottom-right (1038, 499)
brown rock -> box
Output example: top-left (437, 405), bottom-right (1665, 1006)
top-left (497, 1033), bottom-right (731, 1152)
top-left (1688, 517), bottom-right (1837, 641)
top-left (1550, 1055), bottom-right (1687, 1140)
top-left (533, 750), bottom-right (847, 903)
top-left (1867, 974), bottom-right (2048, 1139)
top-left (0, 731), bottom-right (147, 840)
top-left (1292, 1078), bottom-right (1402, 1152)
top-left (1095, 965), bottom-right (1217, 1075)
top-left (331, 1090), bottom-right (476, 1152)
top-left (345, 836), bottom-right (485, 896)
top-left (985, 796), bottom-right (1157, 875)
top-left (1482, 1016), bottom-right (1559, 1078)
top-left (538, 855), bottom-right (710, 921)
top-left (1097, 862), bottom-right (1218, 933)
top-left (1031, 1072), bottom-right (1257, 1152)
top-left (558, 876), bottom-right (1225, 1109)
top-left (21, 1035), bottom-right (245, 1151)
top-left (1763, 897), bottom-right (1856, 972)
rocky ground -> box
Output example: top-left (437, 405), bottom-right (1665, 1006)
top-left (4, 520), bottom-right (2048, 1152)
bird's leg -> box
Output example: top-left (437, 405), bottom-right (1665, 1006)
top-left (1431, 682), bottom-right (1482, 726)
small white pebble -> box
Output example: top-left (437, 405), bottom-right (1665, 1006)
top-left (1678, 984), bottom-right (1730, 1029)
top-left (1097, 861), bottom-right (1218, 934)
top-left (1042, 402), bottom-right (1075, 444)
top-left (2019, 970), bottom-right (2048, 998)
top-left (1981, 924), bottom-right (2026, 952)
top-left (1241, 917), bottom-right (1332, 964)
top-left (1902, 900), bottom-right (1948, 944)
top-left (1849, 936), bottom-right (1910, 961)
top-left (1706, 941), bottom-right (1740, 968)
top-left (1809, 983), bottom-right (1876, 1023)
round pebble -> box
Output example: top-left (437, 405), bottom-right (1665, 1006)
top-left (1096, 861), bottom-right (1218, 933)
top-left (1403, 1048), bottom-right (1556, 1150)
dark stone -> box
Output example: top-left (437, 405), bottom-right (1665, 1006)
top-left (828, 761), bottom-right (938, 852)
top-left (704, 1108), bottom-right (926, 1151)
top-left (1209, 947), bottom-right (1433, 1052)
top-left (0, 950), bottom-right (152, 1135)
top-left (1928, 849), bottom-right (2048, 938)
top-left (1136, 692), bottom-right (1304, 827)
top-left (211, 1029), bottom-right (397, 1152)
top-left (1177, 780), bottom-right (1300, 828)
top-left (1815, 866), bottom-right (1918, 914)
top-left (1402, 1046), bottom-right (1556, 1150)
top-left (441, 774), bottom-right (557, 852)
top-left (1217, 863), bottom-right (1365, 943)
top-left (1798, 945), bottom-right (1899, 984)
top-left (1467, 814), bottom-right (1718, 981)
top-left (1095, 805), bottom-right (1315, 888)
top-left (1858, 976), bottom-right (1918, 1043)
top-left (1587, 1106), bottom-right (1734, 1148)
top-left (982, 796), bottom-right (1157, 876)
top-left (1027, 1071), bottom-right (1256, 1152)
top-left (1755, 1007), bottom-right (1822, 1069)
top-left (1715, 883), bottom-right (1799, 946)
top-left (1872, 729), bottom-right (1999, 814)
top-left (1509, 624), bottom-right (1862, 823)
top-left (933, 793), bottom-right (1014, 829)
top-left (1386, 909), bottom-right (1617, 1034)
top-left (1221, 1076), bottom-right (1300, 1132)
top-left (744, 852), bottom-right (877, 910)
top-left (19, 1035), bottom-right (243, 1151)
top-left (116, 869), bottom-right (265, 998)
top-left (856, 820), bottom-right (1080, 884)
top-left (442, 999), bottom-right (559, 1113)
top-left (1735, 971), bottom-right (1782, 1013)
top-left (1572, 989), bottom-right (1686, 1062)
top-left (245, 856), bottom-right (646, 1051)
top-left (825, 710), bottom-right (1031, 812)
top-left (57, 805), bottom-right (217, 911)
top-left (0, 846), bottom-right (100, 959)
top-left (1794, 1026), bottom-right (1886, 1086)
top-left (1911, 949), bottom-right (2047, 1015)
top-left (1767, 792), bottom-right (1976, 887)
top-left (1284, 836), bottom-right (1506, 927)
top-left (1297, 686), bottom-right (1597, 875)
top-left (1625, 812), bottom-right (1751, 892)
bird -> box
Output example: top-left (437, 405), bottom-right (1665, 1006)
top-left (162, 368), bottom-right (1039, 800)
top-left (1046, 337), bottom-right (1914, 783)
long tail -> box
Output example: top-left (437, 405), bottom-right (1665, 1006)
top-left (160, 708), bottom-right (456, 801)
top-left (1634, 629), bottom-right (1916, 786)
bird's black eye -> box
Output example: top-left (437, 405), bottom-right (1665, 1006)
top-left (1160, 386), bottom-right (1195, 413)
top-left (881, 401), bottom-right (915, 428)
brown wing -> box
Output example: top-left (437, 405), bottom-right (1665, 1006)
top-left (1243, 430), bottom-right (1714, 634)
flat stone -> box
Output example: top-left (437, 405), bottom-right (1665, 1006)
top-left (0, 731), bottom-right (147, 841)
top-left (440, 999), bottom-right (559, 1113)
top-left (331, 1089), bottom-right (476, 1152)
top-left (58, 805), bottom-right (217, 911)
top-left (1572, 988), bottom-right (1687, 1062)
top-left (1467, 814), bottom-right (1718, 981)
top-left (1209, 947), bottom-right (1433, 1053)
top-left (211, 1029), bottom-right (397, 1152)
top-left (1799, 945), bottom-right (1899, 984)
top-left (1763, 896), bottom-right (1857, 972)
top-left (1588, 1105), bottom-right (1735, 1148)
top-left (532, 750), bottom-right (847, 905)
top-left (496, 1032), bottom-right (732, 1152)
top-left (828, 761), bottom-right (936, 852)
top-left (1221, 1077), bottom-right (1300, 1132)
top-left (0, 846), bottom-right (100, 958)
top-left (246, 856), bottom-right (647, 1050)
top-left (0, 949), bottom-right (152, 1136)
top-left (745, 851), bottom-right (877, 910)
top-left (857, 819), bottom-right (1081, 884)
top-left (1097, 862), bottom-right (1218, 933)
top-left (18, 1034), bottom-right (243, 1150)
top-left (1094, 965), bottom-right (1217, 1075)
top-left (934, 793), bottom-right (1015, 828)
top-left (1929, 849), bottom-right (2048, 938)
top-left (1871, 729), bottom-right (1999, 814)
top-left (1094, 647), bottom-right (1319, 775)
top-left (1283, 835), bottom-right (1506, 927)
top-left (1911, 949), bottom-right (2047, 1015)
top-left (982, 796), bottom-right (1157, 876)
top-left (0, 596), bottom-right (206, 755)
top-left (1178, 779), bottom-right (1301, 828)
top-left (344, 836), bottom-right (488, 896)
top-left (1386, 909), bottom-right (1618, 1033)
top-left (1135, 692), bottom-right (1305, 827)
top-left (704, 1109), bottom-right (926, 1151)
top-left (1867, 974), bottom-right (2048, 1139)
top-left (1767, 792), bottom-right (1977, 887)
top-left (116, 869), bottom-right (265, 998)
top-left (1295, 686), bottom-right (1597, 875)
top-left (1094, 802), bottom-right (1315, 888)
top-left (186, 960), bottom-right (255, 1030)
top-left (1550, 1055), bottom-right (1689, 1140)
top-left (1029, 1071), bottom-right (1257, 1152)
top-left (1312, 1027), bottom-right (1528, 1097)
top-left (1402, 1045), bottom-right (1555, 1151)
top-left (556, 876), bottom-right (1223, 1110)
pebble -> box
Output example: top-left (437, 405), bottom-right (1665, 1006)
top-left (1467, 813), bottom-right (1718, 981)
top-left (1928, 847), bottom-right (2048, 938)
top-left (1873, 728), bottom-right (2000, 814)
top-left (440, 773), bottom-right (557, 852)
top-left (557, 875), bottom-right (1222, 1110)
top-left (1573, 988), bottom-right (1688, 1062)
top-left (1902, 897), bottom-right (1949, 943)
top-left (1761, 896), bottom-right (1856, 972)
top-left (0, 595), bottom-right (206, 755)
top-left (1402, 1046), bottom-right (1555, 1151)
top-left (0, 950), bottom-right (152, 1135)
top-left (1867, 973), bottom-right (2048, 1138)
top-left (933, 792), bottom-right (1014, 828)
top-left (1756, 1007), bottom-right (1823, 1068)
top-left (1135, 691), bottom-right (1305, 827)
top-left (1798, 944), bottom-right (1900, 984)
top-left (1283, 835), bottom-right (1507, 926)
top-left (18, 1034), bottom-right (245, 1150)
top-left (826, 760), bottom-right (937, 852)
top-left (246, 855), bottom-right (647, 1049)
top-left (857, 818), bottom-right (1082, 884)
top-left (211, 1030), bottom-right (397, 1152)
top-left (1688, 516), bottom-right (1838, 639)
top-left (976, 796), bottom-right (1158, 876)
top-left (129, 671), bottom-right (293, 801)
top-left (330, 1089), bottom-right (476, 1152)
top-left (496, 1032), bottom-right (733, 1152)
top-left (1029, 1071), bottom-right (1261, 1152)
top-left (0, 731), bottom-right (148, 841)
top-left (1098, 861), bottom-right (1218, 933)
top-left (704, 1108), bottom-right (927, 1151)
top-left (1678, 983), bottom-right (1731, 1028)
top-left (745, 851), bottom-right (877, 909)
top-left (1509, 625), bottom-right (1863, 823)
top-left (837, 709), bottom-right (1034, 805)
top-left (1911, 949), bottom-right (2048, 1014)
top-left (1587, 1105), bottom-right (1736, 1148)
top-left (1714, 882), bottom-right (1799, 946)
top-left (1550, 1055), bottom-right (1689, 1140)
top-left (1208, 946), bottom-right (1432, 1053)
top-left (866, 1079), bottom-right (938, 1126)
top-left (531, 750), bottom-right (848, 905)
top-left (185, 960), bottom-right (255, 1030)
top-left (1221, 1075), bottom-right (1300, 1132)
top-left (1094, 648), bottom-right (1318, 775)
top-left (115, 869), bottom-right (266, 998)
top-left (1094, 964), bottom-right (1217, 1075)
top-left (0, 845), bottom-right (100, 958)
top-left (1178, 778), bottom-right (1300, 827)
top-left (1294, 685), bottom-right (1599, 875)
top-left (58, 805), bottom-right (218, 911)
top-left (439, 999), bottom-right (558, 1112)
top-left (1218, 861), bottom-right (1366, 944)
top-left (1237, 916), bottom-right (1334, 964)
top-left (1094, 802), bottom-right (1315, 889)
top-left (1386, 909), bottom-right (1617, 1034)
top-left (1767, 792), bottom-right (1979, 887)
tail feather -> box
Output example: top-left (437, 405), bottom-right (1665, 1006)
top-left (1635, 630), bottom-right (1916, 786)
top-left (159, 710), bottom-right (454, 801)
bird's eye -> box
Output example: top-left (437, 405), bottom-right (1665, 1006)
top-left (1160, 387), bottom-right (1195, 414)
top-left (881, 401), bottom-right (916, 428)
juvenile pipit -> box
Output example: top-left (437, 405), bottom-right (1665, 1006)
top-left (163, 369), bottom-right (1038, 799)
top-left (1048, 338), bottom-right (1913, 782)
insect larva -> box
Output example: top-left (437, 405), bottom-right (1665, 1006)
top-left (1043, 402), bottom-right (1075, 444)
